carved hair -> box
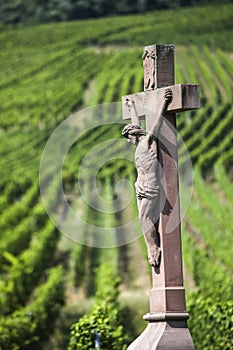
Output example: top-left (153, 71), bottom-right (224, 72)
top-left (122, 124), bottom-right (146, 138)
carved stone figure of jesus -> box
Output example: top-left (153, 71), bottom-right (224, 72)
top-left (122, 88), bottom-right (172, 267)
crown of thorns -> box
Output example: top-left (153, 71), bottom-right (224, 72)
top-left (122, 124), bottom-right (146, 138)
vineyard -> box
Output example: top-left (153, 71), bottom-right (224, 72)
top-left (0, 3), bottom-right (233, 350)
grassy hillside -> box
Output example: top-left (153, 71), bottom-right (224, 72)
top-left (0, 3), bottom-right (233, 349)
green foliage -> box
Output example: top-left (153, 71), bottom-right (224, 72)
top-left (214, 164), bottom-right (233, 205)
top-left (182, 166), bottom-right (233, 349)
top-left (0, 265), bottom-right (64, 350)
top-left (0, 221), bottom-right (60, 315)
top-left (69, 302), bottom-right (126, 350)
top-left (188, 294), bottom-right (233, 350)
top-left (1, 0), bottom-right (231, 24)
top-left (182, 167), bottom-right (233, 296)
top-left (69, 264), bottom-right (127, 350)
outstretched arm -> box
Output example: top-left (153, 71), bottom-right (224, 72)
top-left (150, 88), bottom-right (172, 138)
top-left (126, 98), bottom-right (140, 125)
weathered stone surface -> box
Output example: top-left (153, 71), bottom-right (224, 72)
top-left (121, 44), bottom-right (200, 349)
top-left (127, 321), bottom-right (195, 350)
top-left (122, 84), bottom-right (200, 123)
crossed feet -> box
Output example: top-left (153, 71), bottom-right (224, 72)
top-left (148, 246), bottom-right (161, 267)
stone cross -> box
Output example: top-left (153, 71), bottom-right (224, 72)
top-left (122, 44), bottom-right (200, 349)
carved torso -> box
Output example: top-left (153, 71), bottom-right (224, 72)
top-left (135, 136), bottom-right (160, 199)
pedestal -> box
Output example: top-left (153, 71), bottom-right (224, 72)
top-left (127, 313), bottom-right (195, 350)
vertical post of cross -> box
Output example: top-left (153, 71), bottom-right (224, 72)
top-left (122, 44), bottom-right (199, 349)
top-left (145, 45), bottom-right (186, 318)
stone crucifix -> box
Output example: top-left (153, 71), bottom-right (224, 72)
top-left (122, 44), bottom-right (200, 349)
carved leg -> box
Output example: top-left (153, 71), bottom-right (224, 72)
top-left (144, 226), bottom-right (161, 267)
top-left (137, 197), bottom-right (161, 267)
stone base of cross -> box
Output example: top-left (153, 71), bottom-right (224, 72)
top-left (122, 44), bottom-right (200, 349)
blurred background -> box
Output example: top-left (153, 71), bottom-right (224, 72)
top-left (0, 0), bottom-right (233, 349)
